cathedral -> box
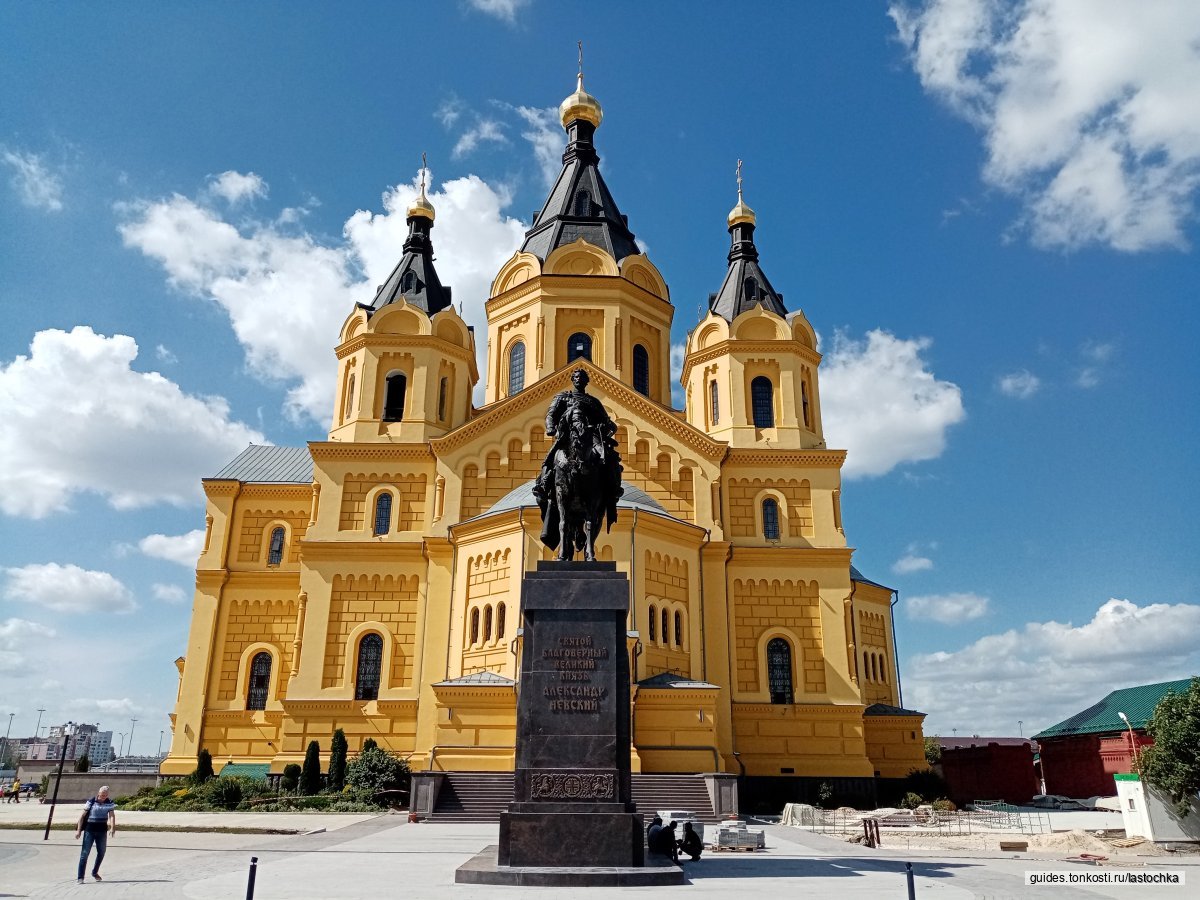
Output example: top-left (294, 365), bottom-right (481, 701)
top-left (163, 71), bottom-right (925, 807)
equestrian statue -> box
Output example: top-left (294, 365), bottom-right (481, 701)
top-left (532, 368), bottom-right (623, 561)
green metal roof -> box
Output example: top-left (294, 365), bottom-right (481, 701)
top-left (219, 762), bottom-right (270, 781)
top-left (1032, 678), bottom-right (1196, 740)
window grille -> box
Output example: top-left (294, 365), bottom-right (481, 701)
top-left (767, 637), bottom-right (794, 704)
top-left (508, 341), bottom-right (525, 395)
top-left (497, 603), bottom-right (506, 639)
top-left (470, 609), bottom-right (480, 645)
top-left (484, 606), bottom-right (493, 642)
top-left (567, 332), bottom-right (592, 362)
top-left (762, 498), bottom-right (780, 540)
top-left (355, 634), bottom-right (383, 701)
top-left (247, 652), bottom-right (271, 710)
top-left (267, 527), bottom-right (285, 566)
top-left (674, 611), bottom-right (683, 648)
top-left (648, 605), bottom-right (657, 642)
top-left (710, 381), bottom-right (719, 425)
top-left (633, 344), bottom-right (650, 396)
top-left (373, 493), bottom-right (392, 536)
top-left (751, 376), bottom-right (774, 428)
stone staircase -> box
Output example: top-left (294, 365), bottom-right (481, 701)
top-left (425, 772), bottom-right (720, 824)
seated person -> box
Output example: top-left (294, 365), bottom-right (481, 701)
top-left (678, 821), bottom-right (703, 860)
top-left (651, 820), bottom-right (680, 862)
top-left (646, 815), bottom-right (663, 850)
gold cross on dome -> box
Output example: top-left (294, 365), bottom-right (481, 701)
top-left (736, 158), bottom-right (744, 199)
top-left (578, 40), bottom-right (584, 83)
top-left (420, 152), bottom-right (428, 193)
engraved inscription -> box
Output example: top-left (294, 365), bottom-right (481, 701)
top-left (543, 634), bottom-right (610, 709)
top-left (530, 772), bottom-right (615, 800)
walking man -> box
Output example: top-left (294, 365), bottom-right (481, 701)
top-left (75, 785), bottom-right (116, 883)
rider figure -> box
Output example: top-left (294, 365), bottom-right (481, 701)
top-left (533, 368), bottom-right (623, 556)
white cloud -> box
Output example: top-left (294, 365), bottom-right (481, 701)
top-left (0, 327), bottom-right (261, 517)
top-left (122, 171), bottom-right (527, 419)
top-left (139, 530), bottom-right (205, 567)
top-left (1075, 339), bottom-right (1116, 388)
top-left (891, 0), bottom-right (1200, 251)
top-left (821, 329), bottom-right (966, 479)
top-left (0, 617), bottom-right (56, 674)
top-left (997, 369), bottom-right (1041, 398)
top-left (907, 591), bottom-right (988, 623)
top-left (907, 598), bottom-right (1200, 735)
top-left (515, 105), bottom-right (563, 187)
top-left (2, 148), bottom-right (65, 212)
top-left (436, 97), bottom-right (466, 129)
top-left (154, 344), bottom-right (178, 364)
top-left (151, 583), bottom-right (187, 604)
top-left (452, 118), bottom-right (509, 158)
top-left (893, 554), bottom-right (935, 574)
top-left (465, 0), bottom-right (530, 23)
top-left (208, 170), bottom-right (266, 204)
top-left (3, 563), bottom-right (136, 614)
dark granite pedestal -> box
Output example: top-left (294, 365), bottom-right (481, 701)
top-left (456, 561), bottom-right (684, 887)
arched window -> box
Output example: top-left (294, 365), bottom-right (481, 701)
top-left (383, 372), bottom-right (407, 421)
top-left (354, 633), bottom-right (383, 701)
top-left (709, 381), bottom-right (719, 425)
top-left (344, 373), bottom-right (355, 422)
top-left (267, 527), bottom-right (285, 566)
top-left (743, 277), bottom-right (759, 301)
top-left (751, 376), bottom-right (774, 428)
top-left (878, 654), bottom-right (887, 684)
top-left (870, 654), bottom-right (878, 683)
top-left (674, 611), bottom-right (683, 648)
top-left (438, 377), bottom-right (448, 421)
top-left (648, 604), bottom-right (657, 642)
top-left (373, 493), bottom-right (392, 536)
top-left (247, 651), bottom-right (271, 710)
top-left (863, 651), bottom-right (872, 682)
top-left (508, 341), bottom-right (525, 395)
top-left (661, 608), bottom-right (669, 646)
top-left (483, 605), bottom-right (493, 642)
top-left (801, 380), bottom-right (811, 428)
top-left (574, 189), bottom-right (591, 216)
top-left (762, 498), bottom-right (780, 541)
top-left (767, 637), bottom-right (794, 704)
top-left (567, 332), bottom-right (592, 362)
top-left (401, 271), bottom-right (416, 294)
top-left (497, 603), bottom-right (506, 639)
top-left (469, 608), bottom-right (480, 645)
top-left (632, 344), bottom-right (650, 396)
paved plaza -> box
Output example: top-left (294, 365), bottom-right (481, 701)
top-left (1, 804), bottom-right (1195, 898)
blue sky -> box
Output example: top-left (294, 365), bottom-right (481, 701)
top-left (2, 1), bottom-right (1198, 751)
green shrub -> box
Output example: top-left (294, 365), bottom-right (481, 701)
top-left (300, 741), bottom-right (322, 795)
top-left (901, 792), bottom-right (924, 809)
top-left (328, 729), bottom-right (348, 792)
top-left (362, 738), bottom-right (378, 752)
top-left (902, 768), bottom-right (948, 800)
top-left (346, 745), bottom-right (410, 796)
top-left (281, 764), bottom-right (302, 792)
top-left (192, 749), bottom-right (215, 784)
top-left (200, 778), bottom-right (242, 810)
top-left (932, 798), bottom-right (956, 812)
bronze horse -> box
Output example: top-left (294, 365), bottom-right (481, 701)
top-left (549, 404), bottom-right (611, 561)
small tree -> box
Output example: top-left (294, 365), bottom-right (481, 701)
top-left (346, 745), bottom-right (410, 797)
top-left (300, 740), bottom-right (323, 795)
top-left (192, 748), bottom-right (215, 784)
top-left (74, 753), bottom-right (91, 773)
top-left (923, 736), bottom-right (942, 766)
top-left (280, 764), bottom-right (302, 792)
top-left (328, 729), bottom-right (348, 792)
top-left (1140, 677), bottom-right (1200, 817)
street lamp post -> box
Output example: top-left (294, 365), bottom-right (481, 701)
top-left (1117, 711), bottom-right (1140, 771)
top-left (157, 730), bottom-right (165, 758)
top-left (118, 733), bottom-right (126, 758)
top-left (35, 708), bottom-right (45, 739)
top-left (1018, 720), bottom-right (1023, 737)
top-left (129, 717), bottom-right (137, 758)
top-left (2, 712), bottom-right (13, 771)
top-left (43, 722), bottom-right (74, 841)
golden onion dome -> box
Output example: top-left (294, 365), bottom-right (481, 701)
top-left (560, 72), bottom-right (603, 130)
top-left (727, 158), bottom-right (756, 227)
top-left (407, 159), bottom-right (435, 221)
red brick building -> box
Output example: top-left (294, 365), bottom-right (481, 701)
top-left (938, 737), bottom-right (1039, 806)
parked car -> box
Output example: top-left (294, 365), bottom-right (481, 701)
top-left (1030, 794), bottom-right (1090, 810)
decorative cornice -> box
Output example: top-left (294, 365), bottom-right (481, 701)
top-left (682, 339), bottom-right (822, 381)
top-left (732, 702), bottom-right (866, 717)
top-left (729, 547), bottom-right (853, 567)
top-left (202, 480), bottom-right (241, 497)
top-left (431, 360), bottom-right (728, 463)
top-left (308, 442), bottom-right (437, 464)
top-left (725, 449), bottom-right (847, 467)
top-left (486, 273), bottom-right (672, 320)
top-left (239, 484), bottom-right (313, 500)
top-left (226, 571), bottom-right (303, 590)
top-left (203, 710), bottom-right (285, 724)
top-left (298, 540), bottom-right (427, 563)
top-left (335, 333), bottom-right (475, 365)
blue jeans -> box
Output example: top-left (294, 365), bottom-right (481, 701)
top-left (78, 828), bottom-right (107, 879)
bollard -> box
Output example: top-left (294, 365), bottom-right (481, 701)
top-left (246, 856), bottom-right (258, 900)
top-left (905, 861), bottom-right (916, 900)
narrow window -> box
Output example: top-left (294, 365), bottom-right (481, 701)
top-left (743, 277), bottom-right (758, 301)
top-left (863, 651), bottom-right (871, 682)
top-left (470, 608), bottom-right (480, 645)
top-left (483, 605), bottom-right (493, 642)
top-left (751, 376), bottom-right (774, 428)
top-left (674, 611), bottom-right (683, 649)
top-left (878, 655), bottom-right (887, 684)
top-left (401, 271), bottom-right (416, 294)
top-left (344, 373), bottom-right (355, 422)
top-left (573, 189), bottom-right (591, 216)
top-left (648, 604), bottom-right (657, 642)
top-left (437, 377), bottom-right (448, 421)
top-left (632, 344), bottom-right (650, 396)
top-left (267, 527), bottom-right (285, 566)
top-left (871, 654), bottom-right (878, 683)
top-left (508, 341), bottom-right (526, 395)
top-left (709, 381), bottom-right (719, 425)
top-left (567, 332), bottom-right (592, 362)
top-left (762, 498), bottom-right (780, 541)
top-left (354, 633), bottom-right (383, 701)
top-left (247, 652), bottom-right (271, 710)
top-left (661, 609), bottom-right (669, 646)
top-left (497, 603), bottom-right (506, 639)
top-left (767, 637), bottom-right (794, 704)
top-left (383, 372), bottom-right (407, 421)
top-left (373, 493), bottom-right (392, 536)
top-left (801, 380), bottom-right (811, 428)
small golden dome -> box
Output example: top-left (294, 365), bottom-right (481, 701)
top-left (560, 72), bottom-right (603, 130)
top-left (407, 161), bottom-right (435, 221)
top-left (727, 157), bottom-right (756, 227)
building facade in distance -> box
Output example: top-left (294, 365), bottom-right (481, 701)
top-left (163, 74), bottom-right (925, 801)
